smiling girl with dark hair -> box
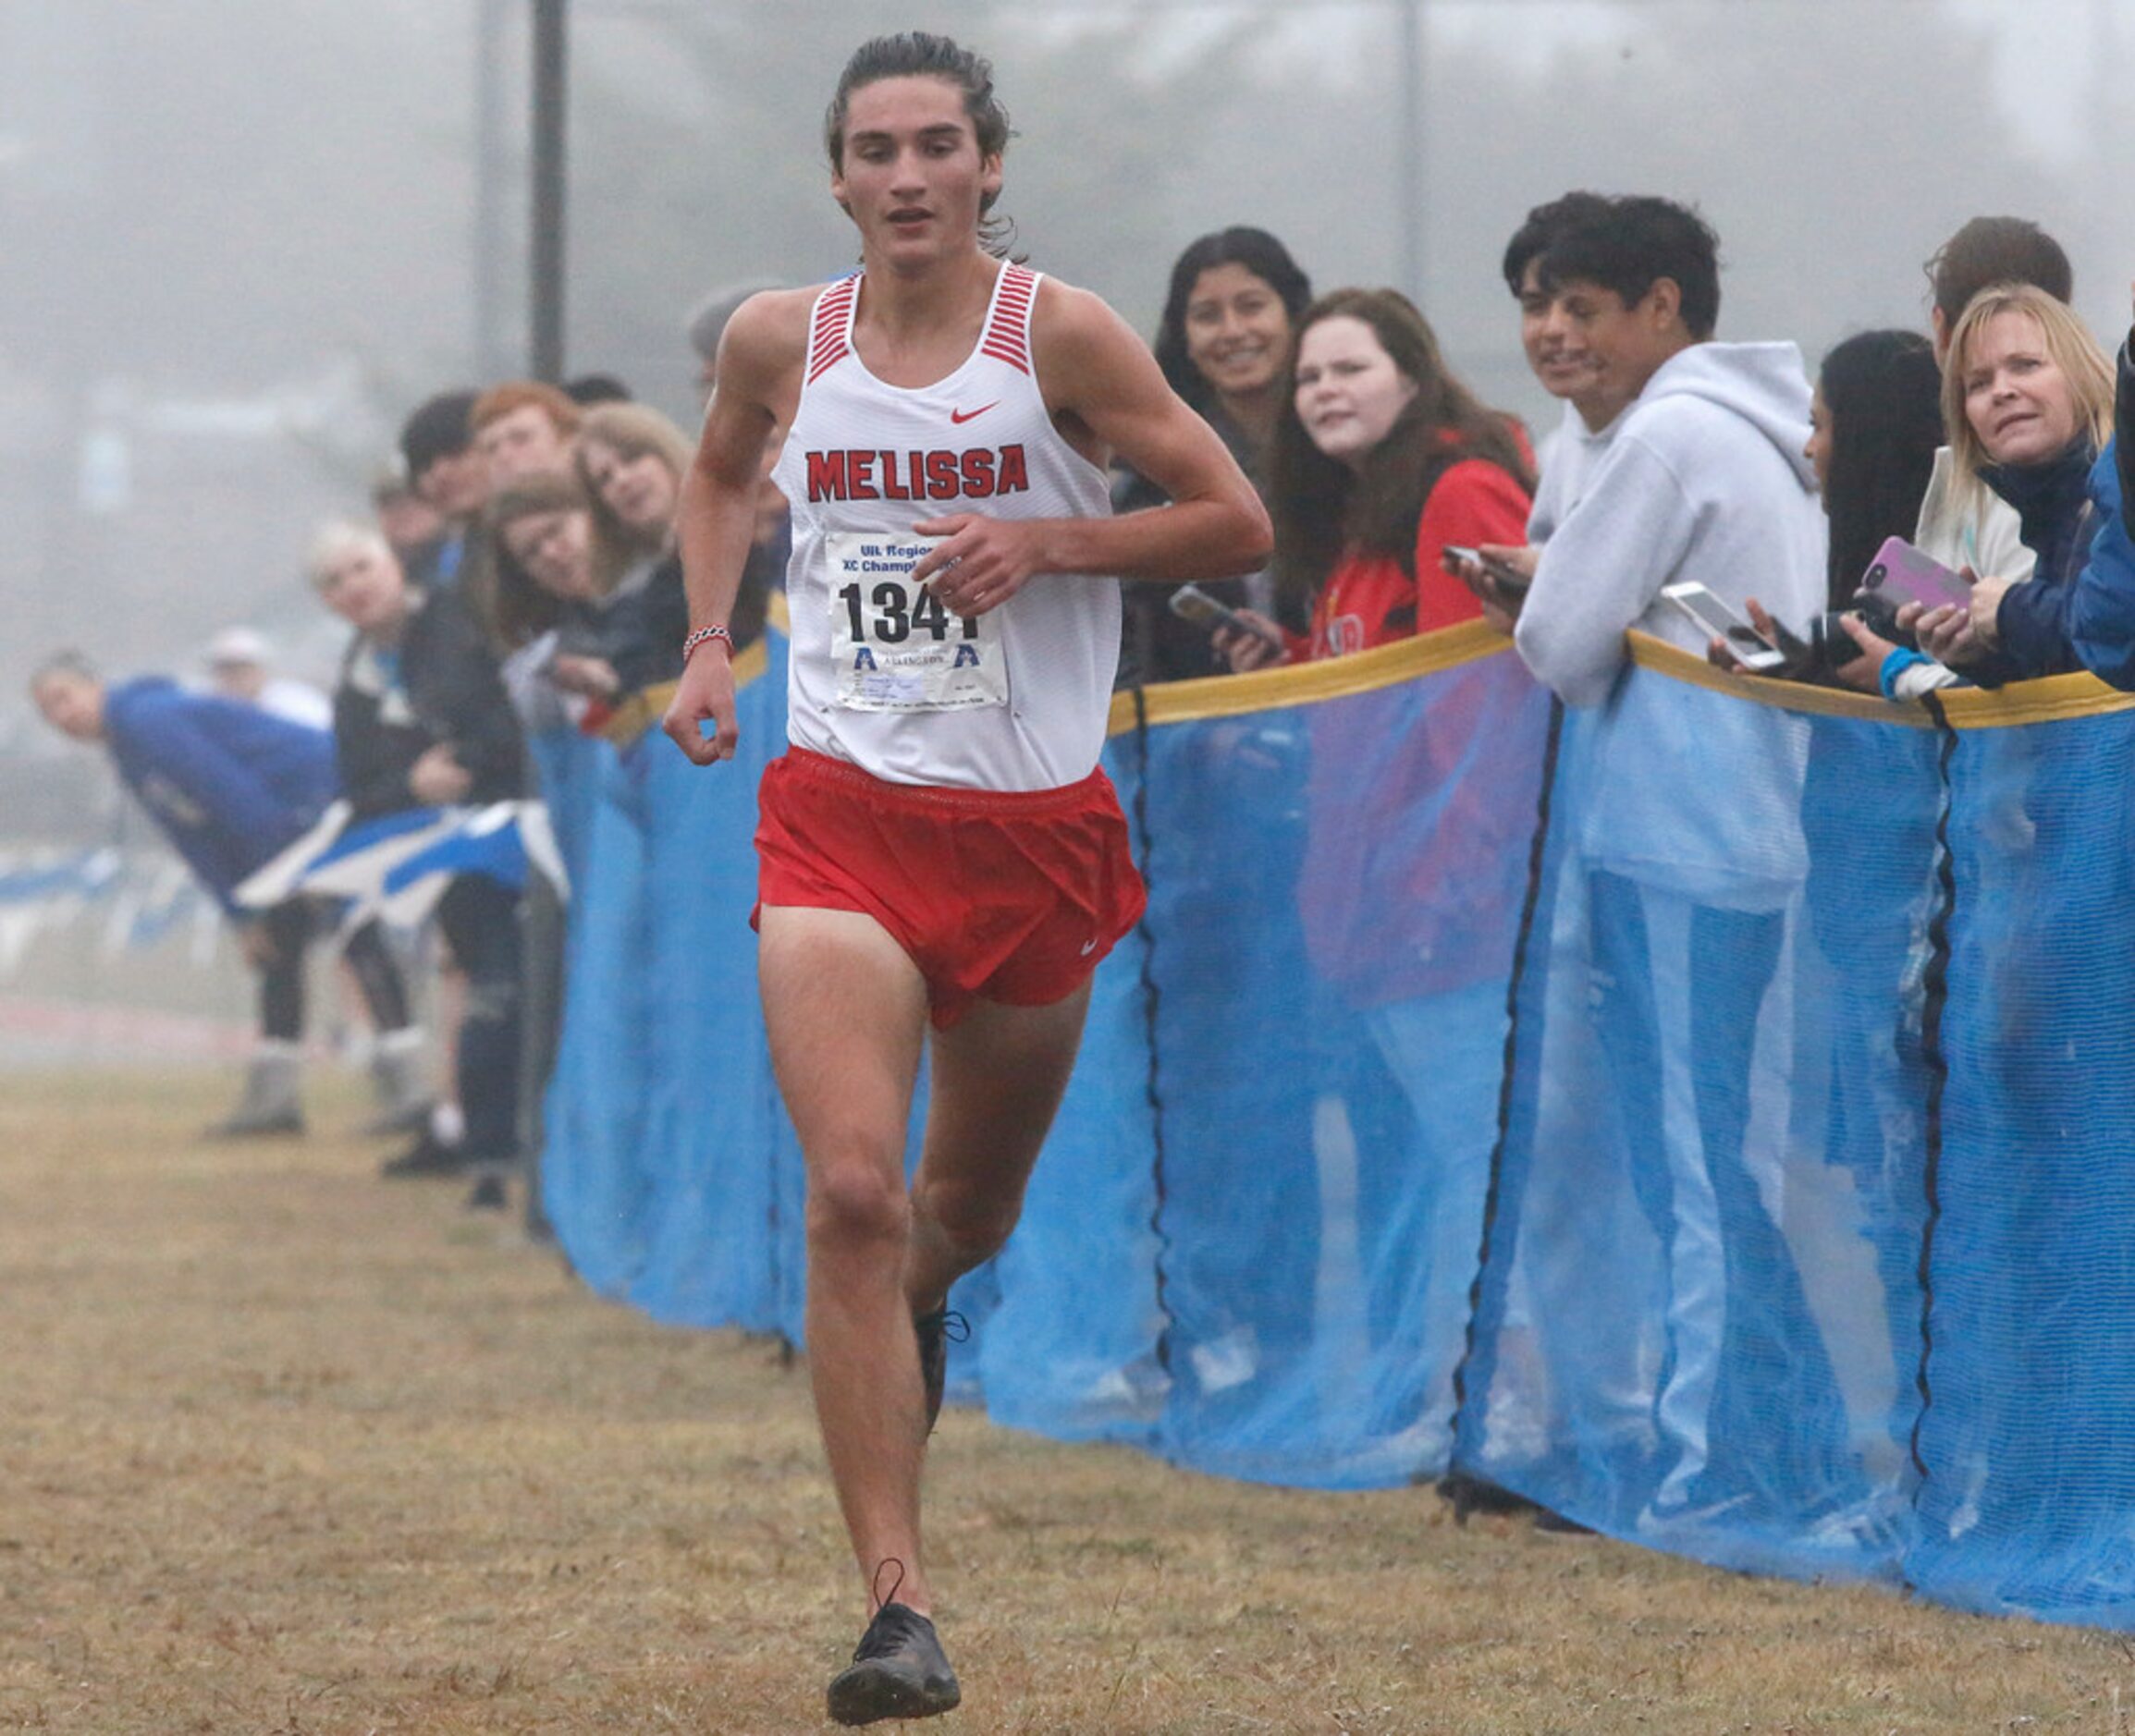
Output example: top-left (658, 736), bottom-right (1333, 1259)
top-left (1117, 226), bottom-right (1313, 682)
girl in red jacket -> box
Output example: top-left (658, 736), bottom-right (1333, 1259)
top-left (1221, 287), bottom-right (1533, 666)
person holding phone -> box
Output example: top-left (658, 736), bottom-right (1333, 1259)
top-left (1807, 222), bottom-right (2073, 696)
top-left (1709, 330), bottom-right (1946, 692)
top-left (1804, 331), bottom-right (1948, 689)
top-left (1898, 284), bottom-right (2117, 685)
top-left (1213, 287), bottom-right (1533, 671)
top-left (1723, 222), bottom-right (2081, 696)
top-left (1116, 226), bottom-right (1313, 683)
top-left (1461, 194), bottom-right (1855, 1531)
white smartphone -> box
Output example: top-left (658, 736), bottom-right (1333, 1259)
top-left (1660, 581), bottom-right (1787, 674)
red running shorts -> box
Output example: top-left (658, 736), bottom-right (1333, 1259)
top-left (754, 748), bottom-right (1147, 1028)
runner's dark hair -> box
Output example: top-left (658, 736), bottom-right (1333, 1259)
top-left (826, 33), bottom-right (1015, 257)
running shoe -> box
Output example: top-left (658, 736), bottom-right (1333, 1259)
top-left (826, 1601), bottom-right (961, 1726)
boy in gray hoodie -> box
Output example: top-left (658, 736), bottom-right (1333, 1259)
top-left (1458, 196), bottom-right (1856, 1534)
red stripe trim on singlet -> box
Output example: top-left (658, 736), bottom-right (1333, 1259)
top-left (805, 275), bottom-right (860, 384)
top-left (977, 263), bottom-right (1036, 374)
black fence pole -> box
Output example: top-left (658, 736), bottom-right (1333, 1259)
top-left (473, 0), bottom-right (513, 381)
top-left (529, 0), bottom-right (568, 383)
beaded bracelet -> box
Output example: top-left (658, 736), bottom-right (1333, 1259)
top-left (682, 624), bottom-right (733, 663)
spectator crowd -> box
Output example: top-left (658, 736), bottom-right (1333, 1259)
top-left (26, 186), bottom-right (2135, 1442)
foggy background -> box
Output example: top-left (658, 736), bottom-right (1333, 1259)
top-left (3, 0), bottom-right (2129, 840)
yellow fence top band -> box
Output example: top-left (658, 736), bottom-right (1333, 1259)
top-left (1625, 631), bottom-right (2135, 730)
top-left (1105, 618), bottom-right (2135, 735)
top-left (1107, 619), bottom-right (1512, 731)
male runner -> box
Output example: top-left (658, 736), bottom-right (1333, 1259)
top-left (661, 31), bottom-right (1269, 1727)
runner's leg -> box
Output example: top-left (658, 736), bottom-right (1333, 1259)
top-left (905, 981), bottom-right (1093, 1316)
top-left (759, 905), bottom-right (935, 1612)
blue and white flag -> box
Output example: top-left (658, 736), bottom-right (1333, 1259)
top-left (233, 800), bottom-right (565, 926)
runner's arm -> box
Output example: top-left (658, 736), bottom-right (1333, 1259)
top-left (913, 284), bottom-right (1270, 613)
top-left (661, 292), bottom-right (804, 765)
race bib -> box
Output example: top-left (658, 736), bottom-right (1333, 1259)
top-left (825, 532), bottom-right (1008, 712)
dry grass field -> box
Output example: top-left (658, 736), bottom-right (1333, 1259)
top-left (4, 1069), bottom-right (2132, 1734)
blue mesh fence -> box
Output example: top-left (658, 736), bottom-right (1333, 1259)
top-left (1906, 704), bottom-right (2135, 1621)
top-left (529, 621), bottom-right (2135, 1631)
top-left (1457, 681), bottom-right (1939, 1582)
top-left (534, 636), bottom-right (808, 1345)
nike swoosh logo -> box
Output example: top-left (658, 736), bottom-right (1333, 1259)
top-left (950, 402), bottom-right (1000, 425)
top-left (1079, 938), bottom-right (1098, 956)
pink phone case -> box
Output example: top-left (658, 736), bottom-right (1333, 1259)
top-left (1861, 537), bottom-right (1970, 610)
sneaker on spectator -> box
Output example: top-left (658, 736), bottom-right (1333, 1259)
top-left (826, 1602), bottom-right (960, 1726)
top-left (205, 1048), bottom-right (304, 1139)
top-left (1437, 1470), bottom-right (1541, 1525)
top-left (362, 1030), bottom-right (435, 1136)
top-left (464, 1172), bottom-right (508, 1212)
top-left (380, 1131), bottom-right (468, 1179)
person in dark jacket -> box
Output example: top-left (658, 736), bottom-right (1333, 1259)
top-left (1112, 226), bottom-right (1314, 684)
top-left (1908, 285), bottom-right (2135, 687)
top-left (307, 520), bottom-right (528, 1206)
top-left (479, 418), bottom-right (777, 729)
top-left (29, 652), bottom-right (423, 1136)
top-left (398, 389), bottom-right (487, 593)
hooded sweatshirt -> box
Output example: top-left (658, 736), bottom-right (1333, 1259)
top-left (1526, 397), bottom-right (1626, 545)
top-left (1516, 341), bottom-right (1826, 705)
top-left (1515, 341), bottom-right (1826, 909)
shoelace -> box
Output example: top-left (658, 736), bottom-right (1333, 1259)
top-left (868, 1556), bottom-right (907, 1617)
top-left (853, 1559), bottom-right (926, 1662)
top-left (853, 1601), bottom-right (932, 1662)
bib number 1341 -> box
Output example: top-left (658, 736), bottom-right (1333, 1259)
top-left (824, 532), bottom-right (1007, 713)
top-left (838, 575), bottom-right (975, 647)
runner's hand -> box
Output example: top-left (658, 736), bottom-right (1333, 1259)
top-left (662, 643), bottom-right (740, 765)
top-left (910, 513), bottom-right (1048, 617)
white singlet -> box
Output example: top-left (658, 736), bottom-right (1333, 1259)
top-left (769, 263), bottom-right (1122, 792)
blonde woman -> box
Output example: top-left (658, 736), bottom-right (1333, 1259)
top-left (1907, 283), bottom-right (2115, 682)
top-left (576, 401), bottom-right (773, 685)
top-left (577, 401), bottom-right (693, 575)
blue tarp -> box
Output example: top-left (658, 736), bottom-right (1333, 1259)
top-left (534, 622), bottom-right (2135, 1631)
